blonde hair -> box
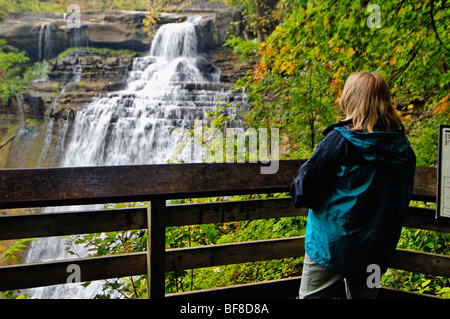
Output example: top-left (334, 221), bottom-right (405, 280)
top-left (339, 72), bottom-right (405, 134)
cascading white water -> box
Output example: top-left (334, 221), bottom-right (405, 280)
top-left (24, 18), bottom-right (246, 299)
top-left (38, 24), bottom-right (45, 62)
top-left (38, 22), bottom-right (56, 61)
top-left (62, 19), bottom-right (231, 167)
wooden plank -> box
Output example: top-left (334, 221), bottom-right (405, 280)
top-left (1, 199), bottom-right (449, 242)
top-left (166, 198), bottom-right (307, 227)
top-left (0, 252), bottom-right (147, 291)
top-left (0, 207), bottom-right (147, 240)
top-left (378, 286), bottom-right (445, 300)
top-left (167, 277), bottom-right (301, 300)
top-left (0, 198), bottom-right (305, 241)
top-left (166, 239), bottom-right (450, 278)
top-left (411, 166), bottom-right (437, 202)
top-left (166, 277), bottom-right (443, 300)
top-left (147, 200), bottom-right (166, 299)
top-left (0, 162), bottom-right (436, 210)
top-left (390, 248), bottom-right (450, 278)
top-left (165, 237), bottom-right (305, 272)
top-left (403, 207), bottom-right (450, 233)
top-left (0, 161), bottom-right (304, 209)
top-left (167, 200), bottom-right (448, 233)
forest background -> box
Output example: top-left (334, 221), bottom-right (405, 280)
top-left (0, 0), bottom-right (449, 298)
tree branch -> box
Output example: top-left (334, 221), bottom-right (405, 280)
top-left (389, 37), bottom-right (425, 84)
top-left (430, 0), bottom-right (450, 52)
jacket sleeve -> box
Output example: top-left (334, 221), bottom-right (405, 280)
top-left (290, 130), bottom-right (347, 209)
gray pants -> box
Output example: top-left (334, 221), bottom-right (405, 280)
top-left (299, 253), bottom-right (379, 299)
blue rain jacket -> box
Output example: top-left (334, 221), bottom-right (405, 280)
top-left (290, 119), bottom-right (416, 275)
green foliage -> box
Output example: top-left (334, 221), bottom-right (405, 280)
top-left (383, 226), bottom-right (450, 297)
top-left (0, 40), bottom-right (48, 103)
top-left (224, 35), bottom-right (260, 61)
top-left (0, 238), bottom-right (36, 299)
top-left (383, 269), bottom-right (450, 298)
top-left (220, 0), bottom-right (286, 42)
top-left (0, 0), bottom-right (151, 21)
top-left (3, 238), bottom-right (36, 264)
top-left (142, 0), bottom-right (195, 36)
top-left (405, 97), bottom-right (449, 167)
top-left (0, 61), bottom-right (48, 103)
top-left (163, 205), bottom-right (307, 294)
top-left (378, 200), bottom-right (450, 298)
top-left (64, 202), bottom-right (148, 298)
top-left (229, 0), bottom-right (449, 161)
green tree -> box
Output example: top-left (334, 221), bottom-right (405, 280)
top-left (229, 0), bottom-right (449, 159)
top-left (0, 40), bottom-right (30, 103)
top-left (0, 40), bottom-right (48, 104)
top-left (221, 0), bottom-right (284, 43)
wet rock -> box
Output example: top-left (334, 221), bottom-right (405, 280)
top-left (18, 49), bottom-right (134, 121)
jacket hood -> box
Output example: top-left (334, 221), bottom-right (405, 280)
top-left (334, 127), bottom-right (411, 165)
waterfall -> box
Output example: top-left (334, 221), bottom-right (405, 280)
top-left (38, 24), bottom-right (45, 62)
top-left (37, 117), bottom-right (54, 167)
top-left (38, 22), bottom-right (56, 61)
top-left (38, 19), bottom-right (89, 62)
top-left (62, 19), bottom-right (237, 167)
top-left (67, 26), bottom-right (89, 48)
top-left (24, 18), bottom-right (246, 299)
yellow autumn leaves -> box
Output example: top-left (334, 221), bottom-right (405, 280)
top-left (253, 29), bottom-right (297, 80)
top-left (432, 96), bottom-right (450, 118)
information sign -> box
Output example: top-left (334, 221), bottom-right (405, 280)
top-left (437, 125), bottom-right (450, 220)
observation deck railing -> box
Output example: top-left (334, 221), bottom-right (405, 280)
top-left (0, 161), bottom-right (448, 299)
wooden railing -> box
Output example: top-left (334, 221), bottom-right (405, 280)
top-left (0, 160), bottom-right (449, 299)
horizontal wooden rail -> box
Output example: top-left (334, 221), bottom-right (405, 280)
top-left (165, 198), bottom-right (306, 227)
top-left (0, 162), bottom-right (437, 209)
top-left (167, 277), bottom-right (303, 300)
top-left (0, 161), bottom-right (303, 209)
top-left (166, 277), bottom-right (444, 300)
top-left (390, 249), bottom-right (450, 278)
top-left (0, 253), bottom-right (146, 291)
top-left (0, 207), bottom-right (147, 241)
top-left (165, 237), bottom-right (304, 271)
top-left (0, 200), bottom-right (448, 242)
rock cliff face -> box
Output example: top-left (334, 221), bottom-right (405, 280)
top-left (45, 50), bottom-right (136, 119)
top-left (0, 9), bottom-right (243, 62)
top-left (1, 11), bottom-right (149, 62)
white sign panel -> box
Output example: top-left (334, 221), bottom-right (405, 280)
top-left (437, 125), bottom-right (450, 220)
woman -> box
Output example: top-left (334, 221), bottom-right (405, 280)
top-left (290, 72), bottom-right (416, 299)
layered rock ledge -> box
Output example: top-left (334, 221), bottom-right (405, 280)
top-left (0, 9), bottom-right (243, 62)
